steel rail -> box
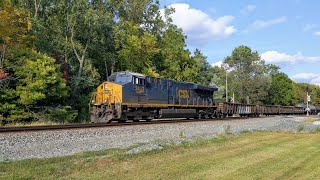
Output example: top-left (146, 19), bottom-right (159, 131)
top-left (0, 116), bottom-right (274, 133)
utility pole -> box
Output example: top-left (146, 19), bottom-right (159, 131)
top-left (225, 71), bottom-right (228, 102)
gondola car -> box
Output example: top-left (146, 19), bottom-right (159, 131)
top-left (90, 72), bottom-right (218, 123)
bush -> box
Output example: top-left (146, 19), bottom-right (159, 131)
top-left (179, 131), bottom-right (186, 138)
top-left (34, 106), bottom-right (78, 123)
top-left (297, 124), bottom-right (305, 132)
top-left (223, 124), bottom-right (231, 134)
top-left (1, 48), bottom-right (70, 124)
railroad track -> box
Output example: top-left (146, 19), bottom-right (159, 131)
top-left (0, 116), bottom-right (260, 133)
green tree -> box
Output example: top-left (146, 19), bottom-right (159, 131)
top-left (9, 49), bottom-right (68, 106)
top-left (223, 45), bottom-right (271, 104)
top-left (192, 49), bottom-right (213, 85)
top-left (1, 48), bottom-right (70, 123)
top-left (159, 25), bottom-right (196, 82)
top-left (266, 72), bottom-right (293, 105)
top-left (115, 21), bottom-right (159, 73)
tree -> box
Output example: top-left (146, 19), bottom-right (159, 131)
top-left (159, 25), bottom-right (197, 82)
top-left (0, 48), bottom-right (70, 123)
top-left (266, 73), bottom-right (293, 105)
top-left (0, 2), bottom-right (31, 69)
top-left (223, 45), bottom-right (271, 104)
top-left (89, 1), bottom-right (116, 79)
top-left (12, 50), bottom-right (68, 106)
top-left (115, 21), bottom-right (159, 73)
top-left (192, 49), bottom-right (213, 85)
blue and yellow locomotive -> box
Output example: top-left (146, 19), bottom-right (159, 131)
top-left (90, 72), bottom-right (218, 123)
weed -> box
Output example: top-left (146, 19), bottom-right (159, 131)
top-left (223, 124), bottom-right (231, 134)
top-left (179, 131), bottom-right (186, 138)
top-left (297, 124), bottom-right (305, 132)
top-left (240, 130), bottom-right (251, 134)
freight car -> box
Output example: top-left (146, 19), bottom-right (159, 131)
top-left (217, 103), bottom-right (305, 117)
top-left (90, 72), bottom-right (218, 123)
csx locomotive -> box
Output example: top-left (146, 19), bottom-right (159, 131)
top-left (90, 71), bottom-right (320, 123)
top-left (90, 71), bottom-right (218, 123)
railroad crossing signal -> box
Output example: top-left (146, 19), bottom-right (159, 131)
top-left (307, 95), bottom-right (311, 102)
top-left (306, 93), bottom-right (311, 116)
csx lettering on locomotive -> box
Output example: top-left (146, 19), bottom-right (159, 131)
top-left (177, 89), bottom-right (189, 98)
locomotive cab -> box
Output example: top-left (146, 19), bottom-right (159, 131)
top-left (90, 72), bottom-right (145, 123)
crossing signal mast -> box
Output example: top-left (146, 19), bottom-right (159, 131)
top-left (306, 92), bottom-right (311, 116)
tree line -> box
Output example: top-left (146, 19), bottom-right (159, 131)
top-left (0, 0), bottom-right (319, 124)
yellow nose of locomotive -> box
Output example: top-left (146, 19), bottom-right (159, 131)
top-left (92, 82), bottom-right (122, 105)
top-left (90, 81), bottom-right (123, 123)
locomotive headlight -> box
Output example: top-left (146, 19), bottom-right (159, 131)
top-left (105, 83), bottom-right (108, 89)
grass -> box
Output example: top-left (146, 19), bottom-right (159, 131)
top-left (2, 132), bottom-right (320, 179)
top-left (0, 121), bottom-right (62, 128)
top-left (304, 118), bottom-right (320, 123)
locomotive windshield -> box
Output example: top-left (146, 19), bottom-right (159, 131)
top-left (108, 72), bottom-right (132, 84)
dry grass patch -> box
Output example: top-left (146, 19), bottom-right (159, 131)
top-left (0, 121), bottom-right (62, 127)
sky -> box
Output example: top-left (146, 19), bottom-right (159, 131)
top-left (160, 0), bottom-right (320, 86)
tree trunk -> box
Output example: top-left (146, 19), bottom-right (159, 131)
top-left (77, 59), bottom-right (84, 80)
top-left (34, 0), bottom-right (38, 19)
top-left (70, 31), bottom-right (89, 94)
top-left (0, 44), bottom-right (7, 68)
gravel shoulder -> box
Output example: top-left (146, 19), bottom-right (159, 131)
top-left (1, 115), bottom-right (319, 161)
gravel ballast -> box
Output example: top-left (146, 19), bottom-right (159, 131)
top-left (0, 116), bottom-right (319, 161)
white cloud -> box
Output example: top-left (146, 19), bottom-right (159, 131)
top-left (261, 51), bottom-right (320, 64)
top-left (212, 61), bottom-right (223, 67)
top-left (161, 3), bottom-right (236, 44)
top-left (251, 16), bottom-right (287, 29)
top-left (292, 73), bottom-right (319, 80)
top-left (241, 4), bottom-right (256, 14)
top-left (303, 24), bottom-right (317, 31)
top-left (311, 77), bottom-right (320, 86)
top-left (292, 73), bottom-right (320, 86)
top-left (162, 0), bottom-right (188, 5)
top-left (314, 31), bottom-right (320, 37)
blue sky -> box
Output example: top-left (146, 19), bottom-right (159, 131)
top-left (160, 0), bottom-right (320, 85)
